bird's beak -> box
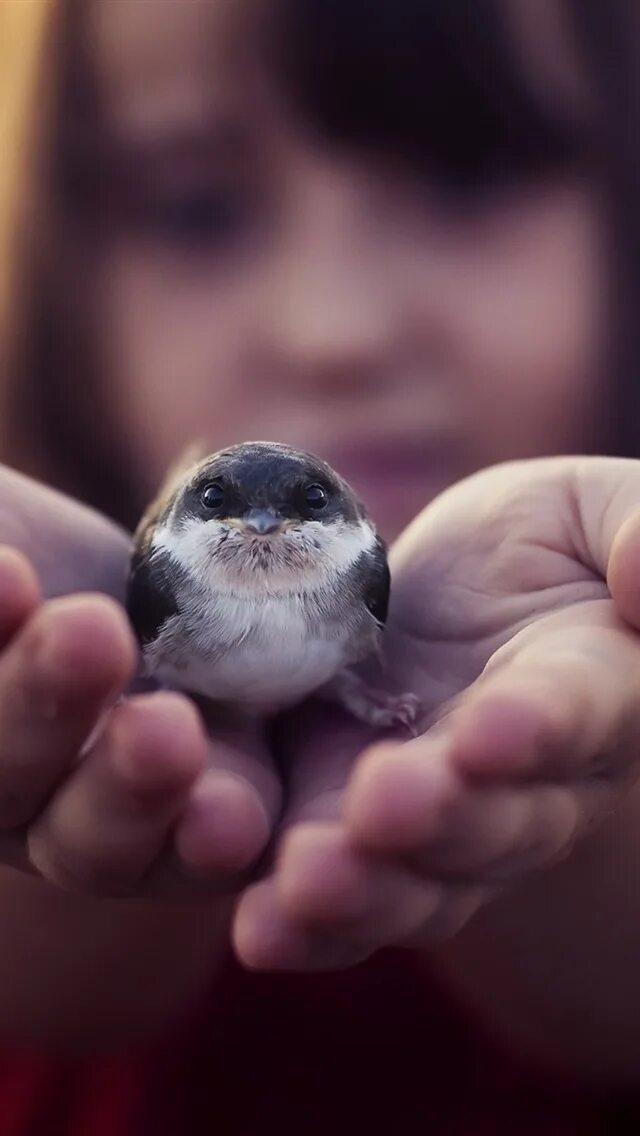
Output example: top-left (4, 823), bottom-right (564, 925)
top-left (242, 509), bottom-right (284, 536)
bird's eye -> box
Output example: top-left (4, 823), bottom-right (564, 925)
top-left (201, 481), bottom-right (225, 510)
top-left (304, 483), bottom-right (329, 510)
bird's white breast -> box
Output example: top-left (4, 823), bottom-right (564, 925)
top-left (144, 513), bottom-right (379, 711)
top-left (151, 592), bottom-right (354, 709)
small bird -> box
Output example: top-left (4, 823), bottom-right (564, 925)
top-left (126, 441), bottom-right (418, 730)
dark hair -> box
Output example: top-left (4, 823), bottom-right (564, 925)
top-left (566, 0), bottom-right (639, 460)
top-left (6, 0), bottom-right (638, 526)
top-left (271, 0), bottom-right (594, 192)
top-left (5, 0), bottom-right (139, 523)
top-left (270, 0), bottom-right (635, 464)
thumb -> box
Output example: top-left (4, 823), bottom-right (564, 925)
top-left (559, 455), bottom-right (640, 631)
top-left (607, 509), bottom-right (640, 631)
top-left (0, 463), bottom-right (131, 600)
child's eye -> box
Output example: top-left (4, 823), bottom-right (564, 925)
top-left (141, 185), bottom-right (251, 250)
top-left (425, 162), bottom-right (531, 219)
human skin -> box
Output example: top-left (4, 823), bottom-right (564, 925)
top-left (2, 459), bottom-right (640, 1086)
top-left (0, 0), bottom-right (631, 1077)
top-left (233, 457), bottom-right (640, 1082)
top-left (86, 0), bottom-right (607, 541)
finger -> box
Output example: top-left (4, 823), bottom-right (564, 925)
top-left (0, 463), bottom-right (132, 601)
top-left (0, 547), bottom-right (40, 645)
top-left (233, 877), bottom-right (369, 972)
top-left (553, 463), bottom-right (640, 635)
top-left (28, 692), bottom-right (207, 894)
top-left (607, 508), bottom-right (640, 631)
top-left (347, 734), bottom-right (615, 880)
top-left (278, 823), bottom-right (444, 936)
top-left (234, 828), bottom-right (482, 970)
top-left (282, 824), bottom-right (486, 940)
top-left (444, 617), bottom-right (640, 782)
top-left (0, 594), bottom-right (135, 828)
top-left (180, 703), bottom-right (356, 908)
top-left (231, 708), bottom-right (368, 968)
top-left (172, 718), bottom-right (281, 880)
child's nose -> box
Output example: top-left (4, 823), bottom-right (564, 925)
top-left (256, 167), bottom-right (405, 392)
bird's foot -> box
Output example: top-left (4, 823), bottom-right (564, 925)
top-left (324, 670), bottom-right (421, 736)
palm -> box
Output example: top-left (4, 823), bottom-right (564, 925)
top-left (278, 458), bottom-right (610, 818)
top-left (382, 458), bottom-right (608, 716)
top-left (232, 458), bottom-right (640, 969)
top-left (0, 465), bottom-right (280, 897)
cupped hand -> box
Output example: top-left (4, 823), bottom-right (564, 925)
top-left (233, 457), bottom-right (640, 969)
top-left (0, 466), bottom-right (281, 898)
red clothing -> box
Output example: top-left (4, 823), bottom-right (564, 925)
top-left (0, 951), bottom-right (632, 1135)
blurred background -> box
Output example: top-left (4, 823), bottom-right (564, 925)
top-left (0, 0), bottom-right (636, 542)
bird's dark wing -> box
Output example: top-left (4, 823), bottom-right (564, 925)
top-left (126, 547), bottom-right (180, 646)
top-left (363, 537), bottom-right (390, 626)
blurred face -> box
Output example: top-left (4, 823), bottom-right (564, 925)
top-left (86, 0), bottom-right (608, 539)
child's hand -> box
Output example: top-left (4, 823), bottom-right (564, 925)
top-left (233, 457), bottom-right (640, 969)
top-left (0, 546), bottom-right (281, 896)
top-left (0, 464), bottom-right (281, 898)
top-left (0, 548), bottom-right (280, 897)
top-left (0, 462), bottom-right (133, 601)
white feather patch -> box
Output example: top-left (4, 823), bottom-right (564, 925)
top-left (144, 515), bottom-right (380, 709)
top-left (152, 516), bottom-right (376, 595)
